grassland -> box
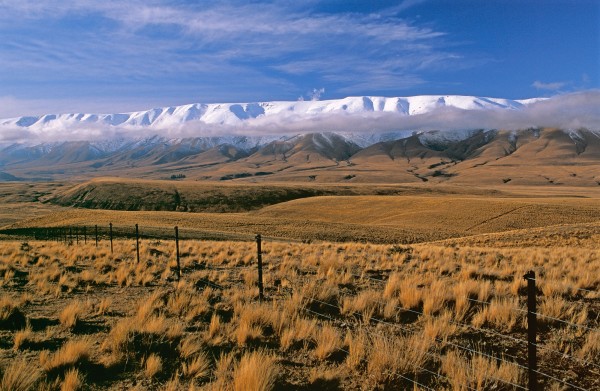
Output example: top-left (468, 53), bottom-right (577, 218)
top-left (0, 231), bottom-right (598, 390)
top-left (0, 179), bottom-right (598, 390)
top-left (4, 190), bottom-right (600, 244)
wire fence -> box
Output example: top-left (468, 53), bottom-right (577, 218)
top-left (2, 223), bottom-right (598, 390)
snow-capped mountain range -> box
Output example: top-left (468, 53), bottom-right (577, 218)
top-left (1, 95), bottom-right (543, 139)
top-left (0, 94), bottom-right (598, 185)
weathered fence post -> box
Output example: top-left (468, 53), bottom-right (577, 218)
top-left (95, 225), bottom-right (98, 248)
top-left (524, 270), bottom-right (538, 391)
top-left (135, 224), bottom-right (140, 263)
top-left (256, 234), bottom-right (264, 302)
top-left (109, 223), bottom-right (113, 254)
top-left (174, 226), bottom-right (181, 280)
top-left (83, 226), bottom-right (87, 244)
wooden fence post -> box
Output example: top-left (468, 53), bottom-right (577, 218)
top-left (256, 234), bottom-right (264, 302)
top-left (109, 223), bottom-right (113, 254)
top-left (524, 270), bottom-right (538, 391)
top-left (135, 224), bottom-right (140, 263)
top-left (174, 226), bottom-right (181, 280)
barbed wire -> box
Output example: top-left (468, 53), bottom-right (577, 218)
top-left (301, 297), bottom-right (526, 391)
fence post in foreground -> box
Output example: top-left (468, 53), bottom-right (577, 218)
top-left (109, 223), bottom-right (113, 254)
top-left (95, 225), bottom-right (98, 248)
top-left (174, 226), bottom-right (181, 281)
top-left (524, 270), bottom-right (538, 391)
top-left (135, 224), bottom-right (140, 263)
top-left (256, 234), bottom-right (264, 302)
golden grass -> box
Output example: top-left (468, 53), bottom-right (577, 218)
top-left (60, 368), bottom-right (83, 391)
top-left (144, 354), bottom-right (162, 379)
top-left (232, 350), bottom-right (278, 391)
top-left (59, 301), bottom-right (86, 329)
top-left (0, 217), bottom-right (596, 390)
top-left (7, 187), bottom-right (600, 244)
top-left (0, 359), bottom-right (40, 391)
top-left (313, 324), bottom-right (341, 360)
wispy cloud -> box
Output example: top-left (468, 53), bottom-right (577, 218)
top-left (532, 80), bottom-right (567, 91)
top-left (0, 0), bottom-right (469, 115)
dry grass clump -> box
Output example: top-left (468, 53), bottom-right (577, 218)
top-left (0, 296), bottom-right (26, 330)
top-left (59, 301), bottom-right (87, 329)
top-left (40, 339), bottom-right (93, 376)
top-left (60, 368), bottom-right (83, 391)
top-left (367, 334), bottom-right (430, 384)
top-left (471, 298), bottom-right (522, 332)
top-left (340, 290), bottom-right (381, 321)
top-left (441, 350), bottom-right (522, 390)
top-left (13, 324), bottom-right (34, 350)
top-left (181, 352), bottom-right (210, 380)
top-left (235, 303), bottom-right (275, 347)
top-left (0, 359), bottom-right (41, 391)
top-left (423, 280), bottom-right (448, 316)
top-left (279, 316), bottom-right (316, 352)
top-left (167, 285), bottom-right (210, 321)
top-left (578, 330), bottom-right (600, 361)
top-left (344, 330), bottom-right (367, 369)
top-left (313, 324), bottom-right (341, 360)
top-left (144, 354), bottom-right (162, 378)
top-left (232, 350), bottom-right (278, 391)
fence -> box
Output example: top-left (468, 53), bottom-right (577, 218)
top-left (2, 223), bottom-right (598, 390)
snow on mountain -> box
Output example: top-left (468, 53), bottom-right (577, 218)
top-left (0, 95), bottom-right (539, 133)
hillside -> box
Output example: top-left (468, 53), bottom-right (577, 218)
top-left (0, 128), bottom-right (599, 186)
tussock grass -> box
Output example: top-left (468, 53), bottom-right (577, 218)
top-left (0, 296), bottom-right (26, 330)
top-left (232, 350), bottom-right (278, 391)
top-left (60, 368), bottom-right (83, 391)
top-left (40, 339), bottom-right (93, 376)
top-left (0, 359), bottom-right (40, 391)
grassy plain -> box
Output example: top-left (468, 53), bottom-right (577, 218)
top-left (0, 233), bottom-right (598, 390)
top-left (0, 179), bottom-right (598, 390)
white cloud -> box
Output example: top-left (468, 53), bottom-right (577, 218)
top-left (308, 88), bottom-right (325, 101)
top-left (532, 80), bottom-right (567, 90)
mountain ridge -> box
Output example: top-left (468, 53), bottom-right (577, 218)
top-left (1, 95), bottom-right (544, 137)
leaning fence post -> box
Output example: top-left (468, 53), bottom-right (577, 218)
top-left (109, 223), bottom-right (113, 254)
top-left (95, 225), bottom-right (98, 248)
top-left (174, 226), bottom-right (181, 280)
top-left (524, 270), bottom-right (538, 391)
top-left (135, 224), bottom-right (140, 263)
top-left (256, 234), bottom-right (264, 302)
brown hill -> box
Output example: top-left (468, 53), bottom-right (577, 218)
top-left (1, 129), bottom-right (599, 186)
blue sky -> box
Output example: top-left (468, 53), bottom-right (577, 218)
top-left (0, 0), bottom-right (598, 117)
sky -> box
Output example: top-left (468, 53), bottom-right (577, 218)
top-left (0, 0), bottom-right (599, 118)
